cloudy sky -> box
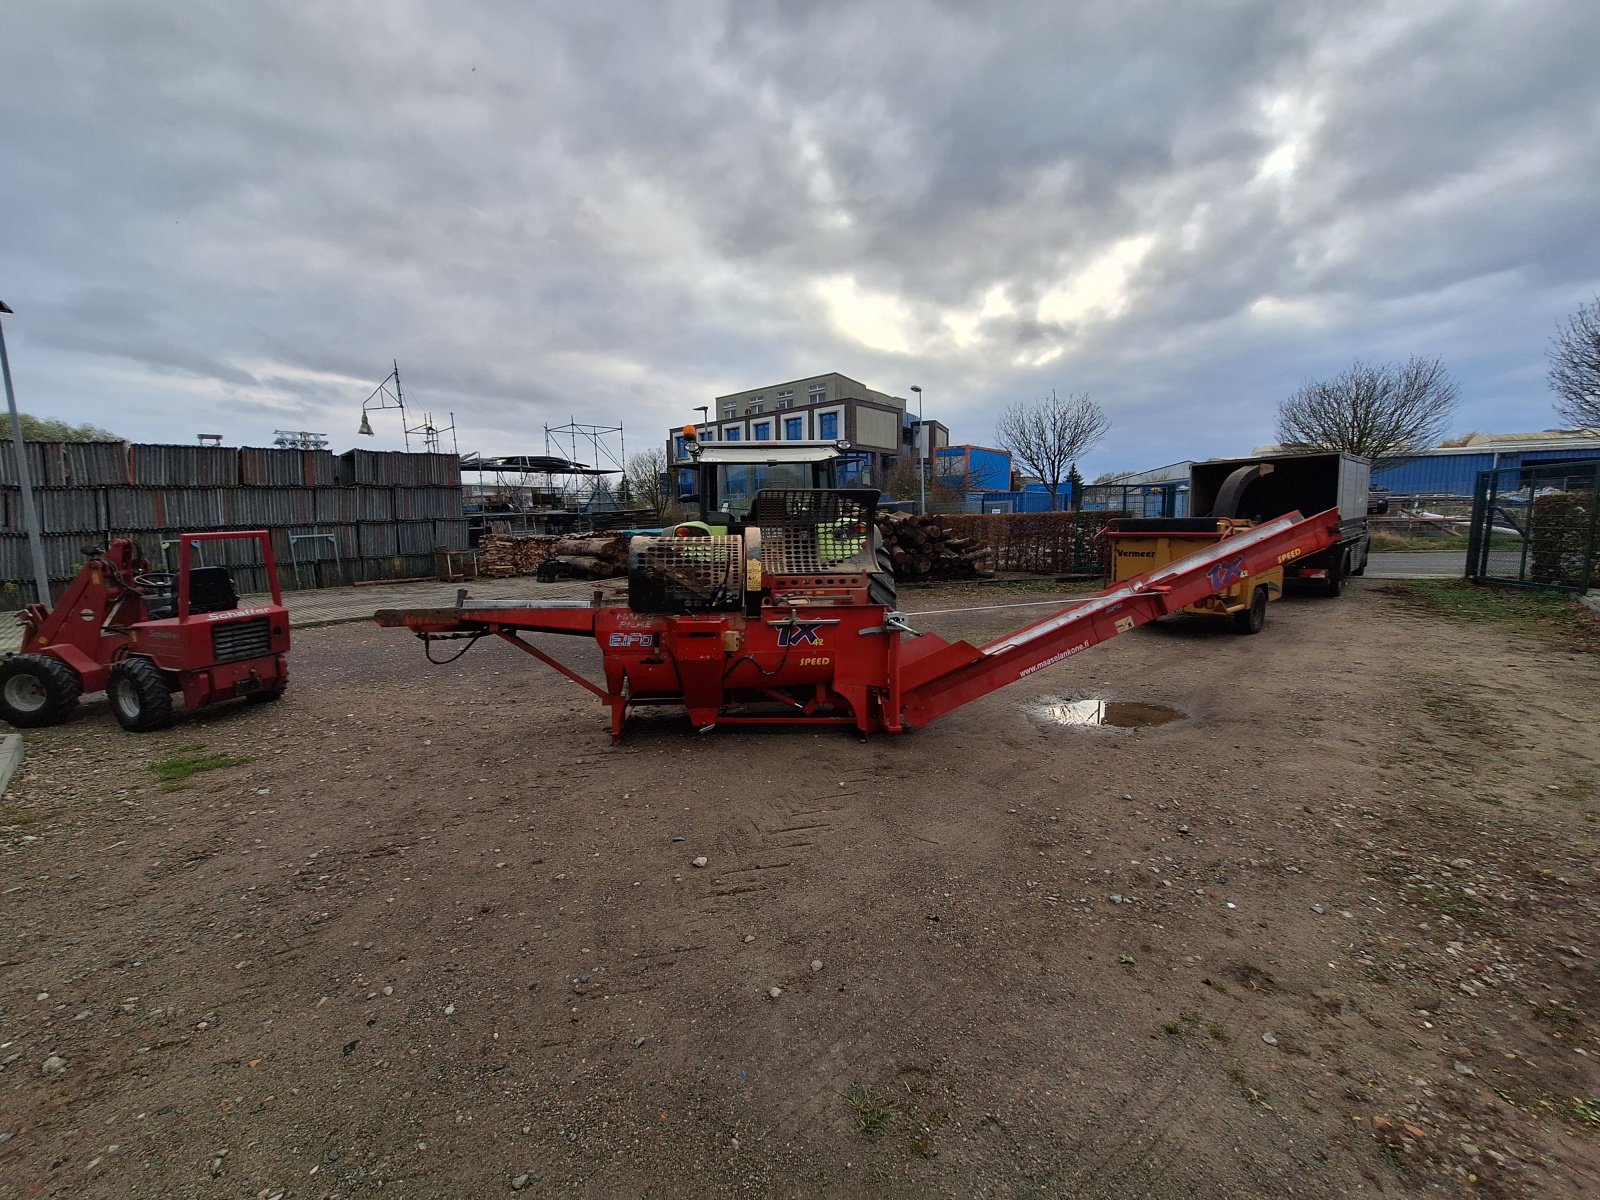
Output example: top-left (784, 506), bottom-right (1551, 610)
top-left (3, 0), bottom-right (1597, 476)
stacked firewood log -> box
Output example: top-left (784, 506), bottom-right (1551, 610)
top-left (477, 534), bottom-right (630, 580)
top-left (873, 511), bottom-right (995, 580)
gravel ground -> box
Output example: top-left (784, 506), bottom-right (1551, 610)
top-left (1, 580), bottom-right (1596, 1199)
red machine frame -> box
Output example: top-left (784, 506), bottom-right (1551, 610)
top-left (377, 509), bottom-right (1341, 740)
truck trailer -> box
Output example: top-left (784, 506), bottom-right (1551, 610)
top-left (1187, 451), bottom-right (1371, 595)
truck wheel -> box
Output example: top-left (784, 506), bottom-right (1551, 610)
top-left (1351, 543), bottom-right (1368, 576)
top-left (108, 658), bottom-right (175, 732)
top-left (1233, 586), bottom-right (1269, 635)
top-left (0, 655), bottom-right (83, 727)
top-left (868, 528), bottom-right (897, 607)
top-left (1322, 549), bottom-right (1348, 597)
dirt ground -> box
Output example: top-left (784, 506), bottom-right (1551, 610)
top-left (2, 580), bottom-right (1597, 1199)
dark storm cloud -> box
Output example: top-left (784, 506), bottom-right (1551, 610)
top-left (1, 0), bottom-right (1597, 468)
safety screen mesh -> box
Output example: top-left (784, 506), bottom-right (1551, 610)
top-left (751, 489), bottom-right (879, 575)
top-left (627, 535), bottom-right (745, 613)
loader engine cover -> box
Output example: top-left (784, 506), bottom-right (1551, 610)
top-left (628, 534), bottom-right (746, 613)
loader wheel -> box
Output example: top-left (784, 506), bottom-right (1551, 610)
top-left (1233, 586), bottom-right (1269, 635)
top-left (0, 655), bottom-right (83, 728)
top-left (868, 529), bottom-right (897, 607)
top-left (108, 658), bottom-right (175, 732)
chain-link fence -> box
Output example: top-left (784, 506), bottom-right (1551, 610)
top-left (1467, 462), bottom-right (1599, 591)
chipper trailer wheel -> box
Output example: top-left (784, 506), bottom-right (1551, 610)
top-left (1233, 585), bottom-right (1270, 635)
top-left (0, 655), bottom-right (84, 728)
top-left (108, 658), bottom-right (176, 732)
top-left (1322, 547), bottom-right (1350, 596)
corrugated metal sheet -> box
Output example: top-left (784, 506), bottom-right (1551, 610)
top-left (1, 488), bottom-right (108, 533)
top-left (155, 488), bottom-right (228, 529)
top-left (105, 488), bottom-right (163, 530)
top-left (393, 487), bottom-right (461, 520)
top-left (56, 442), bottom-right (130, 485)
top-left (358, 523), bottom-right (399, 558)
top-left (433, 518), bottom-right (469, 550)
top-left (0, 442), bottom-right (57, 487)
top-left (315, 488), bottom-right (353, 523)
top-left (338, 450), bottom-right (461, 487)
top-left (356, 487), bottom-right (395, 522)
top-left (223, 488), bottom-right (318, 526)
top-left (239, 447), bottom-right (338, 487)
top-left (395, 520), bottom-right (438, 555)
top-left (127, 444), bottom-right (242, 486)
top-left (1372, 453), bottom-right (1495, 495)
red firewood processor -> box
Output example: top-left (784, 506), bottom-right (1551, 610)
top-left (374, 428), bottom-right (1340, 741)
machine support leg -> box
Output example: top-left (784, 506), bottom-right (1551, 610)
top-left (494, 630), bottom-right (611, 700)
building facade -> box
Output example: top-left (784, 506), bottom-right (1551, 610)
top-left (668, 372), bottom-right (948, 490)
top-left (1366, 431), bottom-right (1600, 496)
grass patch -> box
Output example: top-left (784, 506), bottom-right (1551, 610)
top-left (840, 1085), bottom-right (895, 1136)
top-left (150, 752), bottom-right (251, 791)
top-left (1377, 579), bottom-right (1600, 655)
top-left (1560, 1096), bottom-right (1600, 1126)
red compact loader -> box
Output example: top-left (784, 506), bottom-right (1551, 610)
top-left (0, 531), bottom-right (290, 732)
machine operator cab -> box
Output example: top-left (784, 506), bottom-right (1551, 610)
top-left (673, 427), bottom-right (851, 536)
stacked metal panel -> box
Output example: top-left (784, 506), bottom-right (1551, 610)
top-left (127, 444), bottom-right (242, 486)
top-left (1, 441), bottom-right (464, 605)
top-left (239, 446), bottom-right (337, 487)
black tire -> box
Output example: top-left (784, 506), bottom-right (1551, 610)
top-left (1233, 586), bottom-right (1269, 635)
top-left (108, 658), bottom-right (175, 732)
top-left (1350, 541), bottom-right (1368, 576)
top-left (867, 528), bottom-right (897, 608)
top-left (1321, 548), bottom-right (1348, 597)
top-left (0, 655), bottom-right (83, 728)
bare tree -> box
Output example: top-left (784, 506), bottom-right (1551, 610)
top-left (623, 447), bottom-right (668, 517)
top-left (880, 456), bottom-right (923, 502)
top-left (1548, 296), bottom-right (1600, 429)
top-left (1275, 357), bottom-right (1459, 467)
top-left (929, 453), bottom-right (982, 513)
top-left (994, 390), bottom-right (1110, 511)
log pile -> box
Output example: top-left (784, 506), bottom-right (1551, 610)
top-left (477, 534), bottom-right (630, 580)
top-left (873, 511), bottom-right (995, 580)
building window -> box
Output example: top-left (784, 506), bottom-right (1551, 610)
top-left (722, 405), bottom-right (736, 419)
top-left (674, 436), bottom-right (687, 459)
top-left (818, 412), bottom-right (839, 440)
top-left (749, 403), bottom-right (763, 415)
top-left (777, 397), bottom-right (793, 409)
top-left (808, 384), bottom-right (826, 403)
top-left (753, 421), bottom-right (772, 441)
top-left (784, 417), bottom-right (803, 440)
top-left (724, 427), bottom-right (740, 441)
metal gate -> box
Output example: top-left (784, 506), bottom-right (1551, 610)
top-left (1466, 461), bottom-right (1600, 591)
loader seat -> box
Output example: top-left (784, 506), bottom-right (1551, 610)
top-left (187, 566), bottom-right (240, 615)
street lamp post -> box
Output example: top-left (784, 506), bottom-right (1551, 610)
top-left (909, 385), bottom-right (925, 514)
top-left (0, 302), bottom-right (51, 604)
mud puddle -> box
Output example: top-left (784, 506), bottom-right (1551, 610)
top-left (1029, 698), bottom-right (1186, 728)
